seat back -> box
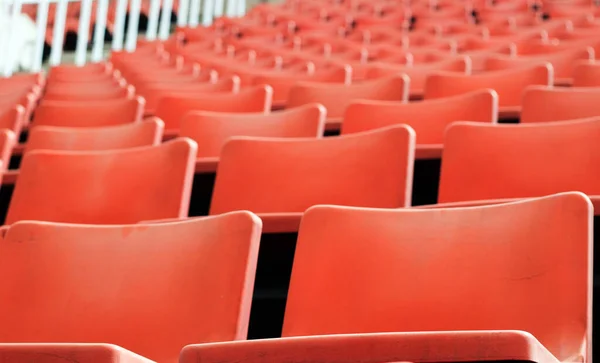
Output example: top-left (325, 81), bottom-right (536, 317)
top-left (424, 64), bottom-right (552, 107)
top-left (521, 86), bottom-right (600, 123)
top-left (438, 119), bottom-right (600, 203)
top-left (210, 125), bottom-right (416, 215)
top-left (283, 193), bottom-right (592, 362)
top-left (7, 139), bottom-right (197, 225)
top-left (0, 129), bottom-right (16, 174)
top-left (573, 61), bottom-right (600, 87)
top-left (0, 212), bottom-right (262, 362)
top-left (180, 104), bottom-right (326, 158)
top-left (0, 105), bottom-right (25, 136)
top-left (155, 86), bottom-right (273, 132)
top-left (287, 75), bottom-right (410, 119)
top-left (26, 119), bottom-right (164, 152)
top-left (343, 89), bottom-right (497, 142)
top-left (34, 97), bottom-right (145, 127)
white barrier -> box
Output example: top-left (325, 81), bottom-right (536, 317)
top-left (0, 0), bottom-right (249, 77)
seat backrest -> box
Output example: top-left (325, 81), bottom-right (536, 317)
top-left (155, 86), bottom-right (273, 132)
top-left (6, 138), bottom-right (197, 225)
top-left (283, 193), bottom-right (592, 362)
top-left (424, 64), bottom-right (552, 107)
top-left (573, 61), bottom-right (600, 87)
top-left (0, 212), bottom-right (262, 363)
top-left (438, 119), bottom-right (600, 203)
top-left (34, 97), bottom-right (144, 127)
top-left (210, 125), bottom-right (415, 215)
top-left (287, 75), bottom-right (409, 119)
top-left (521, 86), bottom-right (600, 123)
top-left (366, 57), bottom-right (470, 96)
top-left (0, 129), bottom-right (16, 174)
top-left (484, 48), bottom-right (594, 80)
top-left (342, 89), bottom-right (497, 143)
top-left (26, 118), bottom-right (164, 152)
top-left (0, 105), bottom-right (25, 136)
top-left (180, 104), bottom-right (326, 158)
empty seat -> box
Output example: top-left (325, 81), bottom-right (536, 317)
top-left (438, 119), bottom-right (600, 207)
top-left (424, 64), bottom-right (552, 118)
top-left (521, 86), bottom-right (600, 123)
top-left (0, 129), bottom-right (16, 175)
top-left (155, 86), bottom-right (273, 135)
top-left (210, 125), bottom-right (415, 232)
top-left (0, 105), bottom-right (25, 137)
top-left (180, 104), bottom-right (326, 172)
top-left (287, 75), bottom-right (410, 130)
top-left (6, 138), bottom-right (197, 225)
top-left (573, 61), bottom-right (600, 86)
top-left (343, 89), bottom-right (498, 158)
top-left (0, 344), bottom-right (153, 362)
top-left (26, 118), bottom-right (164, 152)
top-left (33, 97), bottom-right (145, 127)
top-left (281, 193), bottom-right (591, 362)
top-left (0, 212), bottom-right (262, 362)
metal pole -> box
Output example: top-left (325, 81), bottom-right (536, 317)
top-left (91, 0), bottom-right (109, 61)
top-left (158, 0), bottom-right (173, 39)
top-left (74, 0), bottom-right (93, 65)
top-left (188, 0), bottom-right (200, 26)
top-left (31, 0), bottom-right (49, 72)
top-left (111, 0), bottom-right (128, 50)
top-left (145, 0), bottom-right (160, 40)
top-left (201, 0), bottom-right (214, 25)
top-left (177, 0), bottom-right (189, 26)
top-left (125, 0), bottom-right (141, 51)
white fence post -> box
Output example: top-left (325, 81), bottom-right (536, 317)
top-left (177, 0), bottom-right (189, 26)
top-left (158, 0), bottom-right (173, 39)
top-left (188, 0), bottom-right (201, 26)
top-left (49, 0), bottom-right (68, 65)
top-left (91, 0), bottom-right (109, 61)
top-left (112, 0), bottom-right (128, 50)
top-left (125, 0), bottom-right (141, 51)
top-left (3, 0), bottom-right (23, 76)
top-left (75, 0), bottom-right (93, 65)
top-left (201, 0), bottom-right (214, 25)
top-left (32, 0), bottom-right (50, 72)
top-left (145, 0), bottom-right (161, 40)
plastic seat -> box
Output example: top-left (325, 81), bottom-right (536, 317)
top-left (287, 75), bottom-right (410, 131)
top-left (438, 119), bottom-right (600, 210)
top-left (366, 57), bottom-right (470, 99)
top-left (343, 90), bottom-right (498, 159)
top-left (155, 86), bottom-right (273, 137)
top-left (33, 97), bottom-right (145, 127)
top-left (484, 47), bottom-right (594, 86)
top-left (210, 125), bottom-right (415, 233)
top-left (0, 212), bottom-right (262, 362)
top-left (180, 104), bottom-right (326, 173)
top-left (0, 105), bottom-right (25, 138)
top-left (573, 61), bottom-right (600, 86)
top-left (521, 86), bottom-right (600, 123)
top-left (0, 344), bottom-right (153, 362)
top-left (6, 138), bottom-right (197, 225)
top-left (26, 118), bottom-right (163, 153)
top-left (424, 64), bottom-right (552, 119)
top-left (279, 193), bottom-right (591, 363)
top-left (0, 129), bottom-right (16, 177)
top-left (44, 81), bottom-right (133, 101)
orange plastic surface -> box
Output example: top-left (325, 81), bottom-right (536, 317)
top-left (287, 75), bottom-right (410, 129)
top-left (424, 64), bottom-right (552, 114)
top-left (181, 331), bottom-right (558, 363)
top-left (0, 105), bottom-right (25, 137)
top-left (26, 118), bottom-right (163, 152)
top-left (573, 61), bottom-right (600, 87)
top-left (283, 193), bottom-right (592, 362)
top-left (438, 119), bottom-right (600, 204)
top-left (0, 344), bottom-right (154, 363)
top-left (521, 86), bottom-right (600, 123)
top-left (154, 86), bottom-right (273, 133)
top-left (342, 89), bottom-right (498, 148)
top-left (0, 212), bottom-right (262, 362)
top-left (6, 138), bottom-right (197, 225)
top-left (210, 125), bottom-right (415, 232)
top-left (0, 129), bottom-right (16, 177)
top-left (34, 97), bottom-right (145, 127)
top-left (180, 103), bottom-right (325, 160)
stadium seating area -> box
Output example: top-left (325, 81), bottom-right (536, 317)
top-left (0, 0), bottom-right (599, 362)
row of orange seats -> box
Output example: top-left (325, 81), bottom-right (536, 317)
top-left (0, 0), bottom-right (599, 362)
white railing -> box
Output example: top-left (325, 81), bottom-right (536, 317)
top-left (0, 0), bottom-right (248, 77)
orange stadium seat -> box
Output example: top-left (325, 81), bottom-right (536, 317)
top-left (6, 138), bottom-right (197, 225)
top-left (573, 61), bottom-right (600, 86)
top-left (278, 193), bottom-right (591, 363)
top-left (210, 125), bottom-right (415, 233)
top-left (0, 344), bottom-right (153, 362)
top-left (521, 86), bottom-right (600, 123)
top-left (0, 212), bottom-right (262, 362)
